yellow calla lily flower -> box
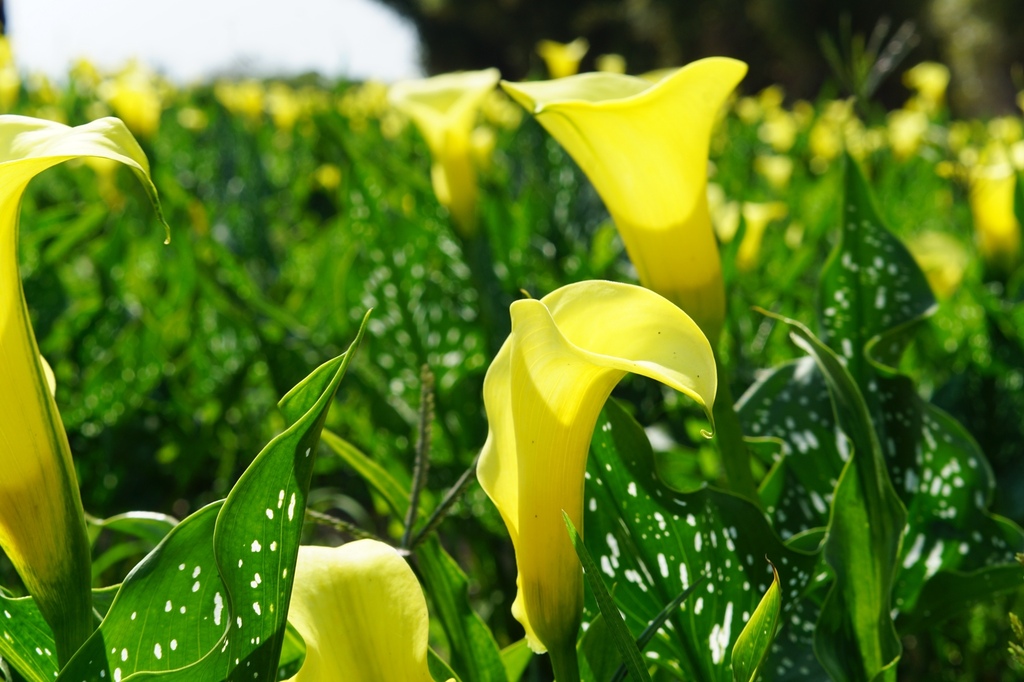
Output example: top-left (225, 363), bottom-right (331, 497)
top-left (536, 38), bottom-right (590, 79)
top-left (737, 201), bottom-right (788, 272)
top-left (477, 280), bottom-right (716, 677)
top-left (902, 61), bottom-right (950, 114)
top-left (969, 154), bottom-right (1022, 276)
top-left (906, 230), bottom-right (969, 299)
top-left (501, 57), bottom-right (747, 344)
top-left (98, 61), bottom-right (165, 138)
top-left (753, 154), bottom-right (794, 191)
top-left (595, 53), bottom-right (626, 75)
top-left (285, 541), bottom-right (452, 682)
top-left (0, 115), bottom-right (164, 664)
top-left (887, 108), bottom-right (929, 161)
top-left (215, 79), bottom-right (266, 127)
top-left (389, 69), bottom-right (500, 238)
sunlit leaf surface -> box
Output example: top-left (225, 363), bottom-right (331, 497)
top-left (582, 399), bottom-right (817, 681)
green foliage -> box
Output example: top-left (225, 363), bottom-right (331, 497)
top-left (583, 400), bottom-right (817, 680)
top-left (731, 561), bottom-right (782, 682)
top-left (0, 318), bottom-right (366, 682)
top-left (2, 54), bottom-right (1024, 682)
top-left (564, 513), bottom-right (651, 682)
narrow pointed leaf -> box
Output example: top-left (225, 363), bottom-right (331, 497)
top-left (608, 576), bottom-right (707, 682)
top-left (428, 648), bottom-right (462, 682)
top-left (416, 538), bottom-right (508, 682)
top-left (322, 430), bottom-right (409, 519)
top-left (87, 512), bottom-right (179, 548)
top-left (731, 561), bottom-right (782, 682)
top-left (563, 512), bottom-right (652, 682)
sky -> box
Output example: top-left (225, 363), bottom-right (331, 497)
top-left (6, 0), bottom-right (423, 83)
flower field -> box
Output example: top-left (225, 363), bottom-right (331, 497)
top-left (0, 37), bottom-right (1022, 682)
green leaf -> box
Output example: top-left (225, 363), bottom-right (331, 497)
top-left (583, 400), bottom-right (818, 681)
top-left (55, 318), bottom-right (367, 681)
top-left (87, 512), bottom-right (179, 548)
top-left (736, 357), bottom-right (844, 539)
top-left (0, 584), bottom-right (140, 682)
top-left (322, 430), bottom-right (409, 519)
top-left (578, 614), bottom-right (617, 682)
top-left (428, 647), bottom-right (462, 682)
top-left (731, 561), bottom-right (781, 682)
top-left (0, 591), bottom-right (60, 682)
top-left (760, 311), bottom-right (905, 682)
top-left (416, 538), bottom-right (508, 682)
top-left (499, 639), bottom-right (532, 682)
top-left (817, 155), bottom-right (1024, 631)
top-left (887, 393), bottom-right (1024, 621)
top-left (819, 157), bottom-right (936, 387)
top-left (276, 621), bottom-right (306, 680)
top-left (563, 512), bottom-right (652, 682)
top-left (608, 577), bottom-right (708, 682)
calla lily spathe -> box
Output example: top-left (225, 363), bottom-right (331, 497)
top-left (0, 115), bottom-right (164, 664)
top-left (389, 69), bottom-right (500, 238)
top-left (536, 38), bottom-right (589, 79)
top-left (285, 541), bottom-right (452, 682)
top-left (501, 58), bottom-right (746, 344)
top-left (969, 156), bottom-right (1022, 276)
top-left (477, 281), bottom-right (716, 673)
top-left (737, 201), bottom-right (788, 272)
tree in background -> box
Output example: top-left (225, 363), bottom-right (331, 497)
top-left (378, 0), bottom-right (1024, 114)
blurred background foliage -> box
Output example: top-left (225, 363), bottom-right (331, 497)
top-left (0, 2), bottom-right (1023, 679)
top-left (378, 0), bottom-right (1024, 115)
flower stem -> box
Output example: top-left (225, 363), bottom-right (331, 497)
top-left (549, 641), bottom-right (582, 682)
top-left (712, 354), bottom-right (760, 505)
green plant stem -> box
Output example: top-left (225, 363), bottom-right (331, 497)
top-left (408, 454), bottom-right (479, 551)
top-left (712, 354), bottom-right (760, 505)
top-left (549, 640), bottom-right (582, 682)
top-left (304, 509), bottom-right (382, 542)
top-left (401, 366), bottom-right (434, 549)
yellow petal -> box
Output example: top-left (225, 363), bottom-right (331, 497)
top-left (753, 154), bottom-right (794, 190)
top-left (969, 158), bottom-right (1023, 275)
top-left (477, 280), bottom-right (716, 657)
top-left (285, 541), bottom-right (437, 682)
top-left (887, 108), bottom-right (928, 161)
top-left (97, 62), bottom-right (164, 138)
top-left (595, 54), bottom-right (626, 75)
top-left (0, 114), bottom-right (164, 663)
top-left (389, 69), bottom-right (500, 237)
top-left (536, 38), bottom-right (590, 79)
top-left (902, 61), bottom-right (949, 110)
top-left (501, 58), bottom-right (747, 343)
top-left (737, 201), bottom-right (788, 272)
top-left (906, 231), bottom-right (969, 299)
